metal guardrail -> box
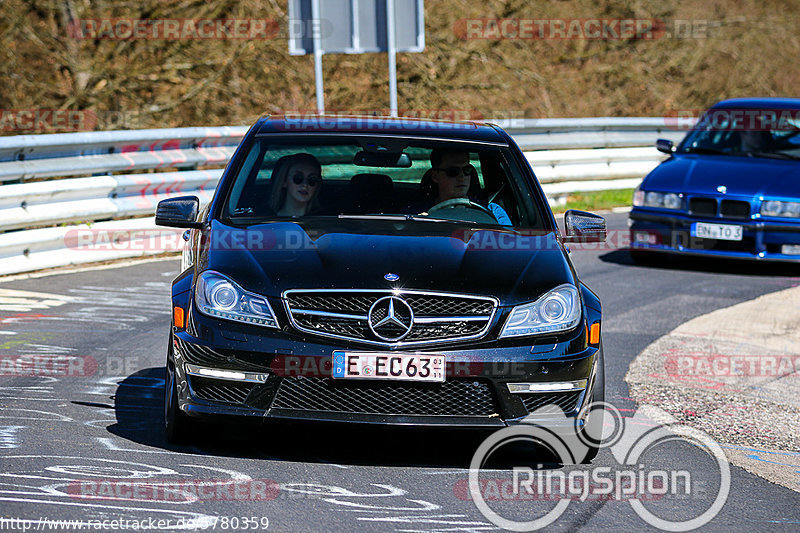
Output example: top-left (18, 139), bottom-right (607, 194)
top-left (0, 118), bottom-right (689, 276)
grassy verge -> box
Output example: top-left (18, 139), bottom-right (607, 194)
top-left (551, 188), bottom-right (634, 214)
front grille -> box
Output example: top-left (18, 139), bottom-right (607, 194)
top-left (189, 376), bottom-right (253, 404)
top-left (689, 197), bottom-right (717, 217)
top-left (520, 391), bottom-right (583, 414)
top-left (720, 200), bottom-right (751, 219)
top-left (284, 290), bottom-right (497, 347)
top-left (271, 377), bottom-right (498, 417)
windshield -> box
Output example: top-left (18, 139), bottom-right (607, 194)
top-left (677, 108), bottom-right (800, 160)
top-left (220, 136), bottom-right (545, 229)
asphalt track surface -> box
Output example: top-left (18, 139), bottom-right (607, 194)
top-left (1, 212), bottom-right (798, 532)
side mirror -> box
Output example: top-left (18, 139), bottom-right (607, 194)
top-left (563, 210), bottom-right (606, 243)
top-left (656, 138), bottom-right (674, 154)
top-left (155, 196), bottom-right (203, 228)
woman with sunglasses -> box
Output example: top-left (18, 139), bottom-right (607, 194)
top-left (269, 153), bottom-right (323, 217)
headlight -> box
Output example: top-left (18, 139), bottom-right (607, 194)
top-left (663, 193), bottom-right (682, 210)
top-left (635, 190), bottom-right (682, 210)
top-left (500, 284), bottom-right (581, 338)
top-left (761, 200), bottom-right (800, 218)
top-left (195, 271), bottom-right (278, 328)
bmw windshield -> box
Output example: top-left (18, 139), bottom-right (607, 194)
top-left (678, 107), bottom-right (800, 160)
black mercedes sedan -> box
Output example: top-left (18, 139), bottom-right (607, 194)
top-left (156, 115), bottom-right (606, 457)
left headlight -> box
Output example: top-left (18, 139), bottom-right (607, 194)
top-left (195, 271), bottom-right (279, 328)
top-left (633, 189), bottom-right (682, 210)
top-left (500, 284), bottom-right (581, 338)
top-left (760, 200), bottom-right (800, 218)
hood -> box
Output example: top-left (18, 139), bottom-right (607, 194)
top-left (644, 154), bottom-right (800, 198)
top-left (198, 219), bottom-right (575, 305)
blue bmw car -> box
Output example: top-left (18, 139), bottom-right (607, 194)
top-left (629, 97), bottom-right (800, 262)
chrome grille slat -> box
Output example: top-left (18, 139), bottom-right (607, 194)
top-left (284, 289), bottom-right (497, 347)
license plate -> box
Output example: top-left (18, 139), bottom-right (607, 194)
top-left (332, 351), bottom-right (445, 382)
top-left (691, 222), bottom-right (743, 241)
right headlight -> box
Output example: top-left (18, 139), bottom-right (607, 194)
top-left (761, 200), bottom-right (800, 218)
top-left (500, 284), bottom-right (581, 338)
top-left (633, 189), bottom-right (682, 210)
top-left (195, 271), bottom-right (278, 328)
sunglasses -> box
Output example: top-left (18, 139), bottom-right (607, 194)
top-left (434, 164), bottom-right (476, 177)
top-left (291, 174), bottom-right (320, 187)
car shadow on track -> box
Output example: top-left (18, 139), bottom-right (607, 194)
top-left (101, 367), bottom-right (563, 469)
top-left (600, 249), bottom-right (800, 277)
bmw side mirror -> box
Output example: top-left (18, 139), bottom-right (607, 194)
top-left (563, 210), bottom-right (607, 243)
top-left (155, 196), bottom-right (203, 228)
top-left (656, 138), bottom-right (674, 154)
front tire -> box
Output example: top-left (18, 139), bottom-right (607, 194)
top-left (579, 344), bottom-right (605, 463)
top-left (164, 354), bottom-right (195, 444)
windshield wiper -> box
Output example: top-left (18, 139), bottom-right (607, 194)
top-left (683, 147), bottom-right (726, 155)
top-left (748, 151), bottom-right (800, 160)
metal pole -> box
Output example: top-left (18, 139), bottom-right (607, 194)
top-left (311, 0), bottom-right (325, 114)
top-left (386, 0), bottom-right (398, 117)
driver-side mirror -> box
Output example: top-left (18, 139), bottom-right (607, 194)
top-left (656, 138), bottom-right (674, 154)
top-left (155, 196), bottom-right (203, 228)
top-left (563, 210), bottom-right (606, 243)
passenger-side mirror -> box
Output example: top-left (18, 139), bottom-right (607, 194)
top-left (155, 196), bottom-right (203, 228)
top-left (656, 138), bottom-right (674, 154)
top-left (563, 210), bottom-right (606, 243)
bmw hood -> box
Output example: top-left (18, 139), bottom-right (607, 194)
top-left (644, 155), bottom-right (800, 198)
top-left (199, 219), bottom-right (575, 306)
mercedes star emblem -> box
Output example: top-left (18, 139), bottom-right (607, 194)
top-left (717, 185), bottom-right (727, 194)
top-left (367, 296), bottom-right (414, 342)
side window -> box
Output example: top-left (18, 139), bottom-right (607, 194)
top-left (226, 142), bottom-right (265, 216)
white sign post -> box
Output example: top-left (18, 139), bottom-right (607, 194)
top-left (288, 0), bottom-right (425, 116)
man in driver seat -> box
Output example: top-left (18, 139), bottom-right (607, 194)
top-left (424, 148), bottom-right (512, 225)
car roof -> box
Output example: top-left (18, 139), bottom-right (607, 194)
top-left (711, 97), bottom-right (800, 110)
top-left (252, 115), bottom-right (509, 143)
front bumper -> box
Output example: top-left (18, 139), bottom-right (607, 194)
top-left (170, 331), bottom-right (602, 429)
top-left (629, 209), bottom-right (800, 262)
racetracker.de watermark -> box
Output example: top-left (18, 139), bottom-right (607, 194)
top-left (69, 19), bottom-right (280, 40)
top-left (663, 108), bottom-right (800, 130)
top-left (665, 354), bottom-right (800, 377)
top-left (455, 18), bottom-right (713, 40)
top-left (0, 355), bottom-right (139, 378)
top-left (67, 479), bottom-right (279, 502)
top-left (0, 109), bottom-right (96, 133)
top-left (68, 18), bottom-right (334, 41)
top-left (62, 228), bottom-right (635, 253)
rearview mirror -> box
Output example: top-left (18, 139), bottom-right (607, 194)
top-left (155, 196), bottom-right (203, 228)
top-left (353, 150), bottom-right (412, 168)
top-left (563, 210), bottom-right (607, 243)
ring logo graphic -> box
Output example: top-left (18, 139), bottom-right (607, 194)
top-left (467, 402), bottom-right (731, 531)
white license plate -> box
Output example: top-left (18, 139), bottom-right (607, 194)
top-left (692, 222), bottom-right (743, 241)
top-left (332, 351), bottom-right (445, 382)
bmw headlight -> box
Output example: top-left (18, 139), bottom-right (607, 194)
top-left (500, 284), bottom-right (581, 338)
top-left (634, 189), bottom-right (682, 210)
top-left (760, 200), bottom-right (800, 218)
top-left (195, 271), bottom-right (278, 328)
